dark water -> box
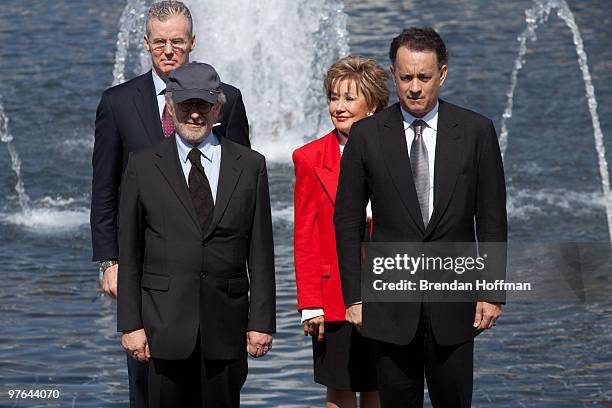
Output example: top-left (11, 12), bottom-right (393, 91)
top-left (1, 0), bottom-right (611, 407)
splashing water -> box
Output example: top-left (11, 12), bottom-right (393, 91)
top-left (500, 0), bottom-right (612, 242)
top-left (0, 101), bottom-right (31, 213)
top-left (187, 0), bottom-right (350, 161)
top-left (1, 102), bottom-right (89, 232)
top-left (110, 0), bottom-right (349, 160)
top-left (112, 0), bottom-right (149, 86)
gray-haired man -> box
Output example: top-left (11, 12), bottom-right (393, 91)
top-left (90, 1), bottom-right (250, 406)
top-left (118, 62), bottom-right (275, 408)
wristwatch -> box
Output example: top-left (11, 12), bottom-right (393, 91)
top-left (98, 260), bottom-right (118, 280)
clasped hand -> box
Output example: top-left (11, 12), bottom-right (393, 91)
top-left (303, 315), bottom-right (325, 342)
top-left (122, 328), bottom-right (150, 363)
top-left (246, 331), bottom-right (273, 358)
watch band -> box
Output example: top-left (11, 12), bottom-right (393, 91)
top-left (98, 260), bottom-right (118, 280)
top-left (99, 260), bottom-right (118, 270)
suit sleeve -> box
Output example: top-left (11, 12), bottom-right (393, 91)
top-left (334, 127), bottom-right (369, 305)
top-left (91, 91), bottom-right (123, 261)
top-left (246, 157), bottom-right (276, 333)
top-left (225, 89), bottom-right (250, 148)
top-left (117, 155), bottom-right (145, 332)
top-left (292, 149), bottom-right (324, 311)
top-left (475, 120), bottom-right (508, 302)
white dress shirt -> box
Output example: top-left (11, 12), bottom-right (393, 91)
top-left (401, 101), bottom-right (439, 221)
top-left (152, 70), bottom-right (167, 118)
top-left (175, 132), bottom-right (222, 204)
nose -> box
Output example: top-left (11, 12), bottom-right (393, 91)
top-left (163, 41), bottom-right (173, 55)
top-left (335, 99), bottom-right (347, 113)
top-left (408, 79), bottom-right (421, 95)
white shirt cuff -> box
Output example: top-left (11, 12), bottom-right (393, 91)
top-left (300, 308), bottom-right (324, 323)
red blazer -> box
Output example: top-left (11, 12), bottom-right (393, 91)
top-left (293, 130), bottom-right (346, 322)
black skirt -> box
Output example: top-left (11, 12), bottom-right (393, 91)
top-left (312, 321), bottom-right (378, 392)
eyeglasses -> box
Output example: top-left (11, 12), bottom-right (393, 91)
top-left (177, 100), bottom-right (214, 114)
top-left (149, 38), bottom-right (189, 53)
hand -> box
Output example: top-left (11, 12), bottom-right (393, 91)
top-left (122, 328), bottom-right (150, 363)
top-left (246, 331), bottom-right (273, 358)
top-left (303, 315), bottom-right (325, 342)
top-left (99, 264), bottom-right (118, 298)
top-left (345, 304), bottom-right (362, 329)
top-left (473, 301), bottom-right (502, 332)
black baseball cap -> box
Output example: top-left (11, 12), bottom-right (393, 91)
top-left (166, 62), bottom-right (221, 104)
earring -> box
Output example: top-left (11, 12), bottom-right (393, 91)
top-left (367, 111), bottom-right (373, 116)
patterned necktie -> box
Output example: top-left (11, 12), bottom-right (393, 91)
top-left (187, 148), bottom-right (214, 233)
top-left (410, 119), bottom-right (430, 228)
top-left (161, 104), bottom-right (175, 138)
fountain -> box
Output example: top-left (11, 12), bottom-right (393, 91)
top-left (112, 0), bottom-right (349, 160)
top-left (0, 101), bottom-right (31, 213)
top-left (500, 0), bottom-right (612, 241)
top-left (112, 0), bottom-right (149, 86)
top-left (1, 100), bottom-right (90, 231)
top-left (187, 0), bottom-right (349, 160)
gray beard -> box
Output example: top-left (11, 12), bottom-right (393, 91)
top-left (175, 122), bottom-right (212, 146)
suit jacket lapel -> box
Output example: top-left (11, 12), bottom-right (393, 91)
top-left (424, 100), bottom-right (462, 238)
top-left (154, 138), bottom-right (201, 231)
top-left (134, 70), bottom-right (165, 145)
top-left (380, 104), bottom-right (426, 234)
top-left (315, 132), bottom-right (341, 206)
top-left (204, 137), bottom-right (243, 239)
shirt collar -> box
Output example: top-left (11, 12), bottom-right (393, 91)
top-left (401, 100), bottom-right (439, 132)
top-left (151, 70), bottom-right (167, 96)
top-left (176, 131), bottom-right (220, 164)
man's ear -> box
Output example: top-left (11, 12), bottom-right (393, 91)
top-left (144, 35), bottom-right (151, 52)
top-left (214, 102), bottom-right (222, 116)
top-left (165, 100), bottom-right (175, 118)
top-left (439, 64), bottom-right (448, 87)
top-left (190, 34), bottom-right (196, 52)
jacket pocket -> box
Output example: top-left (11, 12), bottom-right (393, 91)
top-left (227, 277), bottom-right (249, 296)
top-left (141, 272), bottom-right (170, 291)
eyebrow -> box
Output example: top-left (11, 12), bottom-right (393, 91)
top-left (151, 36), bottom-right (187, 41)
top-left (399, 70), bottom-right (433, 75)
top-left (330, 90), bottom-right (360, 97)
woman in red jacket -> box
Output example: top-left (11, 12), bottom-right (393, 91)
top-left (293, 55), bottom-right (389, 408)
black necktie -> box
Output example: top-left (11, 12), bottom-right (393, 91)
top-left (410, 119), bottom-right (429, 228)
top-left (187, 148), bottom-right (214, 233)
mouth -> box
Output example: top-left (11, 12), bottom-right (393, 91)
top-left (333, 116), bottom-right (351, 122)
top-left (186, 122), bottom-right (205, 129)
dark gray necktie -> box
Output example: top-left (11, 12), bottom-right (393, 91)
top-left (410, 119), bottom-right (429, 228)
top-left (187, 148), bottom-right (214, 233)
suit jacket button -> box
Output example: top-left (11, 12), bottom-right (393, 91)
top-left (200, 273), bottom-right (205, 278)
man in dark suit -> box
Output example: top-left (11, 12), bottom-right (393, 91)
top-left (117, 62), bottom-right (275, 408)
top-left (334, 27), bottom-right (507, 407)
top-left (90, 2), bottom-right (249, 406)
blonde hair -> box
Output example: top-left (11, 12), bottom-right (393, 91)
top-left (323, 55), bottom-right (390, 113)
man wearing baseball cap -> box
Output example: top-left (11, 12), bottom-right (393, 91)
top-left (91, 3), bottom-right (251, 405)
top-left (117, 62), bottom-right (275, 408)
